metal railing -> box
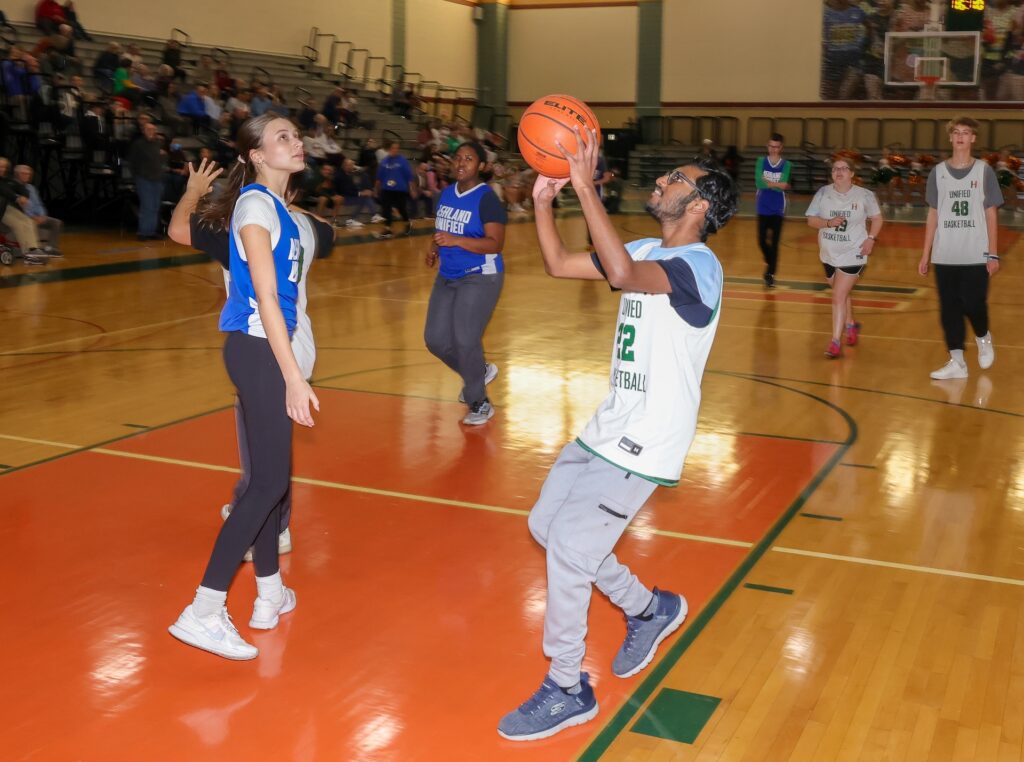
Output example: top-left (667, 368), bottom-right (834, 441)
top-left (251, 66), bottom-right (272, 86)
top-left (365, 56), bottom-right (387, 85)
top-left (171, 28), bottom-right (190, 47)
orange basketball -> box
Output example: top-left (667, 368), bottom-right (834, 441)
top-left (517, 94), bottom-right (601, 179)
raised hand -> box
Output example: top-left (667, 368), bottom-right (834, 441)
top-left (185, 157), bottom-right (224, 197)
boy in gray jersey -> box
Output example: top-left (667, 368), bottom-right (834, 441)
top-left (918, 116), bottom-right (1002, 380)
top-left (497, 128), bottom-right (737, 742)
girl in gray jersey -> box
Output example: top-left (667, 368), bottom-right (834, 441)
top-left (806, 155), bottom-right (883, 358)
top-left (918, 117), bottom-right (1002, 380)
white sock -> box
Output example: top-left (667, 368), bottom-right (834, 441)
top-left (193, 586), bottom-right (227, 618)
top-left (255, 571), bottom-right (284, 604)
top-left (950, 349), bottom-right (965, 365)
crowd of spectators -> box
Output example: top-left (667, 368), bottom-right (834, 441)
top-left (822, 0), bottom-right (1024, 100)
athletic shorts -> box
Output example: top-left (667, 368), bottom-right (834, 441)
top-left (823, 262), bottom-right (865, 278)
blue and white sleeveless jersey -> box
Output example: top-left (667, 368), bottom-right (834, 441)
top-left (219, 184), bottom-right (303, 336)
top-left (434, 183), bottom-right (507, 280)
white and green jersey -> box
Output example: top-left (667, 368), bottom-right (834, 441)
top-left (577, 238), bottom-right (723, 486)
top-left (805, 184), bottom-right (881, 268)
top-left (928, 160), bottom-right (1000, 265)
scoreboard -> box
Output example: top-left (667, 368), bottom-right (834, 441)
top-left (946, 0), bottom-right (984, 32)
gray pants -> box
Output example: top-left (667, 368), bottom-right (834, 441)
top-left (423, 272), bottom-right (503, 407)
top-left (37, 217), bottom-right (62, 249)
top-left (527, 441), bottom-right (658, 687)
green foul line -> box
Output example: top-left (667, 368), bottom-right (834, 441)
top-left (840, 462), bottom-right (877, 469)
top-left (800, 512), bottom-right (844, 522)
top-left (744, 583), bottom-right (795, 595)
top-left (579, 374), bottom-right (856, 762)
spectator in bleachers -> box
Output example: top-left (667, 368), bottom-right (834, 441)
top-left (34, 24), bottom-right (79, 76)
top-left (1008, 7), bottom-right (1024, 101)
top-left (13, 164), bottom-right (62, 255)
top-left (224, 88), bottom-right (251, 117)
top-left (178, 83), bottom-right (210, 131)
top-left (2, 48), bottom-right (33, 110)
top-left (35, 0), bottom-right (66, 35)
top-left (413, 161), bottom-right (439, 219)
top-left (341, 89), bottom-right (359, 127)
top-left (124, 44), bottom-right (144, 69)
top-left (157, 81), bottom-right (186, 136)
top-left (161, 39), bottom-right (185, 82)
top-left (204, 83), bottom-right (223, 122)
top-left (112, 57), bottom-right (141, 105)
top-left (334, 157), bottom-right (379, 227)
top-left (194, 55), bottom-right (216, 89)
top-left (56, 73), bottom-right (84, 126)
top-left (322, 85), bottom-right (343, 125)
top-left (265, 85), bottom-right (289, 117)
top-left (0, 157), bottom-right (50, 263)
top-left (61, 0), bottom-right (92, 41)
top-left (92, 43), bottom-right (120, 92)
top-left (128, 121), bottom-right (165, 240)
top-left (309, 164), bottom-right (342, 221)
top-left (130, 63), bottom-right (158, 99)
top-left (214, 63), bottom-right (235, 98)
top-left (302, 114), bottom-right (344, 166)
top-left (81, 100), bottom-right (110, 158)
top-left (357, 138), bottom-right (380, 172)
top-left (249, 85), bottom-right (272, 117)
top-left (892, 0), bottom-right (935, 32)
top-left (721, 145), bottom-right (742, 187)
top-left (164, 138), bottom-right (189, 201)
top-left (296, 99), bottom-right (317, 131)
top-left (374, 140), bottom-right (414, 238)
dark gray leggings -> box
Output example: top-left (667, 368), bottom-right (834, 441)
top-left (423, 272), bottom-right (504, 406)
top-left (231, 397), bottom-right (292, 530)
top-left (201, 332), bottom-right (292, 590)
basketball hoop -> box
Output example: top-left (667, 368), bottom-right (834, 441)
top-left (917, 74), bottom-right (941, 100)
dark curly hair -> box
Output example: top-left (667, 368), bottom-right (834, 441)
top-left (691, 159), bottom-right (738, 241)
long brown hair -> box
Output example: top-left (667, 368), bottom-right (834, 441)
top-left (196, 113), bottom-right (289, 231)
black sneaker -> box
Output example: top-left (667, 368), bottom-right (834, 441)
top-left (764, 273), bottom-right (775, 289)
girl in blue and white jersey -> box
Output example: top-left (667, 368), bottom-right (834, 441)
top-left (169, 114), bottom-right (318, 660)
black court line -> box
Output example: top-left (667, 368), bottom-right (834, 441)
top-left (744, 583), bottom-right (795, 595)
top-left (801, 512), bottom-right (844, 522)
top-left (738, 430), bottom-right (844, 446)
top-left (840, 462), bottom-right (877, 469)
top-left (580, 375), bottom-right (856, 761)
top-left (723, 371), bottom-right (1024, 420)
top-left (122, 423), bottom-right (149, 429)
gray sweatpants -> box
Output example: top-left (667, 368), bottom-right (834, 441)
top-left (527, 441), bottom-right (658, 687)
top-left (423, 272), bottom-right (503, 407)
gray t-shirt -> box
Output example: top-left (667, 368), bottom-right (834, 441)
top-left (926, 160), bottom-right (1001, 209)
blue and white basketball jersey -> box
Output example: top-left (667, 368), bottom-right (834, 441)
top-left (434, 183), bottom-right (506, 280)
top-left (219, 184), bottom-right (302, 336)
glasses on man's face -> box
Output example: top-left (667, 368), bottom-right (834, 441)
top-left (831, 165), bottom-right (851, 173)
top-left (666, 170), bottom-right (702, 196)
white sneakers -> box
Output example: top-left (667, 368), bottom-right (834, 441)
top-left (462, 399), bottom-right (495, 425)
top-left (930, 334), bottom-right (994, 380)
top-left (976, 334), bottom-right (995, 370)
top-left (344, 219), bottom-right (364, 229)
top-left (169, 605), bottom-right (259, 660)
top-left (930, 358), bottom-right (968, 380)
top-left (250, 587), bottom-right (297, 630)
top-left (370, 214), bottom-right (386, 223)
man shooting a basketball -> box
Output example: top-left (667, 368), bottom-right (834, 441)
top-left (498, 128), bottom-right (737, 741)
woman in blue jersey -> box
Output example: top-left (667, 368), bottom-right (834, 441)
top-left (425, 142), bottom-right (507, 425)
top-left (169, 114), bottom-right (318, 661)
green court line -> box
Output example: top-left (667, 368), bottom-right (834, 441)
top-left (722, 275), bottom-right (917, 295)
top-left (578, 375), bottom-right (856, 761)
top-left (738, 430), bottom-right (843, 446)
top-left (744, 583), bottom-right (795, 595)
top-left (0, 252), bottom-right (212, 288)
top-left (840, 462), bottom-right (877, 469)
top-left (800, 512), bottom-right (843, 522)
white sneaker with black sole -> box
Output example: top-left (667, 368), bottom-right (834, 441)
top-left (459, 362), bottom-right (499, 403)
top-left (169, 605), bottom-right (258, 660)
top-left (249, 587), bottom-right (297, 630)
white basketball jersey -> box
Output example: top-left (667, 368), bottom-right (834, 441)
top-left (577, 240), bottom-right (722, 485)
top-left (933, 160), bottom-right (989, 265)
top-left (806, 184), bottom-right (880, 268)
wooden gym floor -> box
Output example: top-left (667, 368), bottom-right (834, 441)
top-left (1, 207), bottom-right (1023, 761)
